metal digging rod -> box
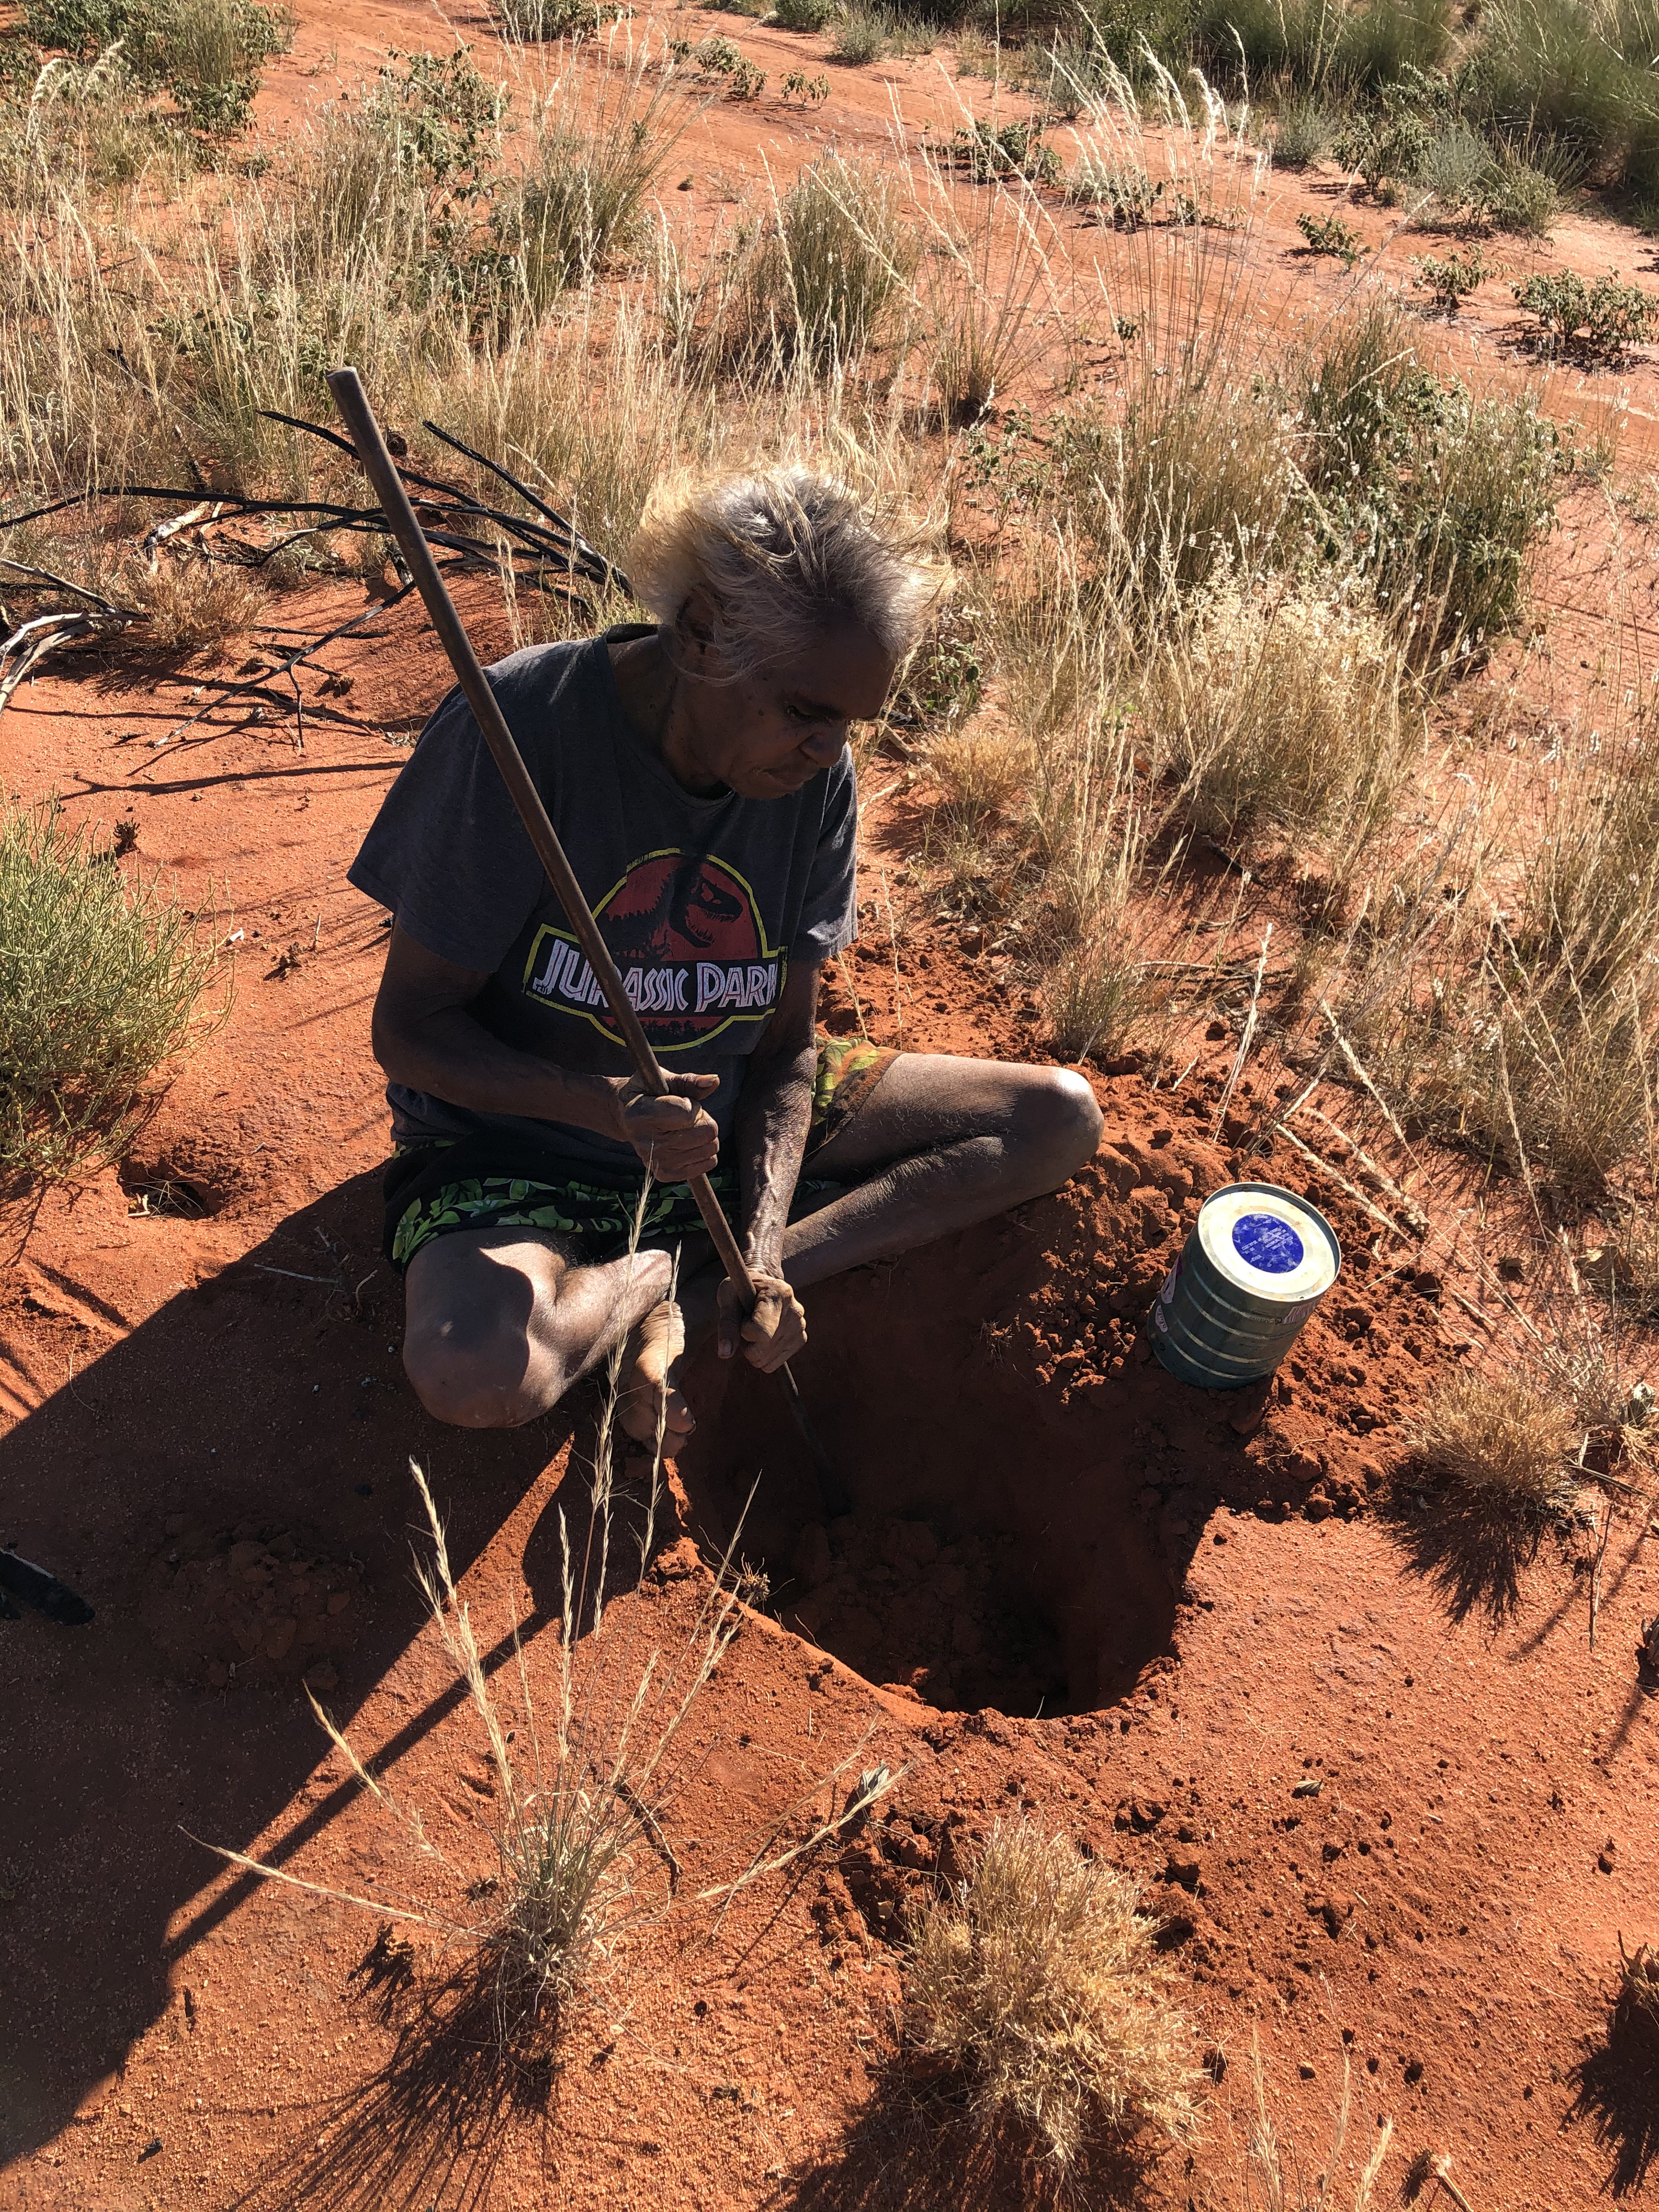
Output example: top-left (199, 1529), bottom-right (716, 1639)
top-left (326, 367), bottom-right (847, 1516)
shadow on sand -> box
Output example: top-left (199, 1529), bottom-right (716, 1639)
top-left (1569, 2000), bottom-right (1659, 2198)
top-left (1377, 1478), bottom-right (1548, 1627)
top-left (0, 1168), bottom-right (580, 2169)
top-left (776, 2057), bottom-right (1152, 2212)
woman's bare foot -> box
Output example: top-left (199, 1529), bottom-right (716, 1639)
top-left (617, 1298), bottom-right (695, 1449)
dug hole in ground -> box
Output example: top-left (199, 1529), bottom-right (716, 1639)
top-left (2, 0), bottom-right (1658, 2200)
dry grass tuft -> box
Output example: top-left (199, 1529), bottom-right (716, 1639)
top-left (1245, 2037), bottom-right (1394, 2210)
top-left (0, 800), bottom-right (221, 1196)
top-left (732, 155), bottom-right (917, 375)
top-left (1405, 1366), bottom-right (1577, 1517)
top-left (134, 558), bottom-right (267, 654)
top-left (902, 1820), bottom-right (1198, 2171)
top-left (926, 725), bottom-right (1035, 829)
top-left (205, 1430), bottom-right (753, 2062)
top-left (1140, 577), bottom-right (1413, 874)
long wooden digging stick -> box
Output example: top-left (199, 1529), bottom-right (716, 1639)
top-left (327, 368), bottom-right (846, 1510)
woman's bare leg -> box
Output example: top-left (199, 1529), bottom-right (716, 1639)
top-left (403, 1229), bottom-right (674, 1430)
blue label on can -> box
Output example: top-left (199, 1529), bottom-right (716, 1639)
top-left (1232, 1211), bottom-right (1305, 1274)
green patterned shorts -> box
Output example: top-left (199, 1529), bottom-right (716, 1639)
top-left (382, 1032), bottom-right (896, 1275)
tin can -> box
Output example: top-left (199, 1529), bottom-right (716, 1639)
top-left (1150, 1182), bottom-right (1341, 1389)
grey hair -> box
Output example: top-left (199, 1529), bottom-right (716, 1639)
top-left (626, 464), bottom-right (948, 674)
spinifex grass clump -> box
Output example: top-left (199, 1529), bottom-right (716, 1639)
top-left (732, 155), bottom-right (917, 374)
top-left (23, 0), bottom-right (294, 138)
top-left (903, 1820), bottom-right (1197, 2171)
top-left (1139, 577), bottom-right (1412, 873)
top-left (0, 800), bottom-right (219, 1196)
top-left (1405, 1369), bottom-right (1577, 1518)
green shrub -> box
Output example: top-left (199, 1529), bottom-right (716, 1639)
top-left (774, 0), bottom-right (836, 25)
top-left (947, 117), bottom-right (1061, 183)
top-left (0, 802), bottom-right (220, 1196)
top-left (1296, 207), bottom-right (1363, 264)
top-left (1379, 387), bottom-right (1567, 666)
top-left (23, 0), bottom-right (293, 137)
top-left (1480, 149), bottom-right (1561, 232)
top-left (1514, 268), bottom-right (1659, 362)
top-left (492, 0), bottom-right (622, 38)
top-left (1292, 299), bottom-right (1438, 502)
top-left (1412, 243), bottom-right (1487, 312)
top-left (1334, 103), bottom-right (1430, 198)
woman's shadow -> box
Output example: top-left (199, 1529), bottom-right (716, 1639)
top-left (0, 1166), bottom-right (578, 2172)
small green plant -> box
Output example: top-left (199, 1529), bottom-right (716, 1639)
top-left (1480, 149), bottom-right (1559, 234)
top-left (692, 33), bottom-right (764, 95)
top-left (773, 0), bottom-right (834, 24)
top-left (947, 117), bottom-right (1060, 185)
top-left (903, 1821), bottom-right (1198, 2171)
top-left (779, 67), bottom-right (829, 100)
top-left (1412, 243), bottom-right (1486, 312)
top-left (0, 800), bottom-right (220, 1194)
top-left (1334, 107), bottom-right (1430, 201)
top-left (1065, 156), bottom-right (1160, 225)
top-left (1514, 269), bottom-right (1659, 364)
top-left (1296, 207), bottom-right (1363, 265)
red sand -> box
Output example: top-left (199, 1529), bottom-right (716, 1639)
top-left (2, 8), bottom-right (1658, 2206)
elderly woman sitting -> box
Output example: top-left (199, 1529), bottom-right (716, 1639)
top-left (349, 464), bottom-right (1102, 1444)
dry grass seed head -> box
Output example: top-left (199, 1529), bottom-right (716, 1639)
top-left (904, 1820), bottom-right (1198, 2171)
top-left (1406, 1365), bottom-right (1577, 1516)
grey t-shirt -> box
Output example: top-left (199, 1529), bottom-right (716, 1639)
top-left (348, 629), bottom-right (859, 1170)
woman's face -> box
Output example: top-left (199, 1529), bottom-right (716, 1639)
top-left (676, 604), bottom-right (898, 800)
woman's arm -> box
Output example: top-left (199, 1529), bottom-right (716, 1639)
top-left (715, 959), bottom-right (820, 1366)
top-left (731, 957), bottom-right (820, 1271)
top-left (371, 923), bottom-right (721, 1180)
